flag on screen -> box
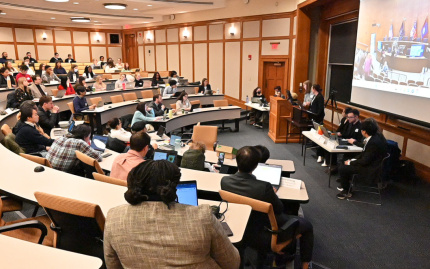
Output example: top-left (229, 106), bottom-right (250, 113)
top-left (389, 24), bottom-right (393, 39)
top-left (399, 21), bottom-right (405, 39)
top-left (410, 20), bottom-right (417, 40)
top-left (422, 18), bottom-right (428, 38)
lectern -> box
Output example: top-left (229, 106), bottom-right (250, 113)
top-left (268, 96), bottom-right (292, 143)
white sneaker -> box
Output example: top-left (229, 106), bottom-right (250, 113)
top-left (321, 161), bottom-right (328, 167)
top-left (317, 156), bottom-right (324, 163)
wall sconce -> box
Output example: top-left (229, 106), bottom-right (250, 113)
top-left (42, 32), bottom-right (47, 40)
top-left (95, 33), bottom-right (101, 43)
top-left (183, 27), bottom-right (190, 39)
top-left (229, 24), bottom-right (236, 36)
top-left (146, 31), bottom-right (153, 42)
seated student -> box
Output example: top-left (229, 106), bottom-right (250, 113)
top-left (0, 52), bottom-right (12, 64)
top-left (121, 62), bottom-right (131, 72)
top-left (67, 64), bottom-right (79, 83)
top-left (16, 65), bottom-right (33, 83)
top-left (221, 146), bottom-right (314, 269)
top-left (150, 94), bottom-right (166, 116)
top-left (58, 76), bottom-right (75, 95)
top-left (110, 132), bottom-right (150, 181)
top-left (198, 78), bottom-right (211, 94)
top-left (97, 56), bottom-right (106, 68)
top-left (104, 160), bottom-right (240, 268)
top-left (175, 91), bottom-right (191, 112)
top-left (108, 117), bottom-right (132, 143)
top-left (115, 74), bottom-right (129, 89)
top-left (38, 63), bottom-right (46, 77)
top-left (12, 101), bottom-right (50, 139)
top-left (73, 86), bottom-right (96, 113)
top-left (23, 58), bottom-right (35, 76)
top-left (116, 58), bottom-right (124, 70)
top-left (181, 141), bottom-right (217, 172)
top-left (37, 96), bottom-right (60, 135)
top-left (24, 52), bottom-right (37, 63)
top-left (104, 59), bottom-right (116, 73)
top-left (82, 66), bottom-right (95, 80)
top-left (15, 106), bottom-right (54, 154)
top-left (4, 61), bottom-right (18, 73)
top-left (336, 107), bottom-right (353, 137)
top-left (130, 121), bottom-right (156, 160)
top-left (42, 65), bottom-right (60, 83)
top-left (168, 70), bottom-right (179, 82)
top-left (29, 75), bottom-right (48, 98)
top-left (337, 118), bottom-right (388, 199)
top-left (65, 54), bottom-right (76, 63)
top-left (151, 72), bottom-right (163, 86)
top-left (274, 86), bottom-right (286, 99)
top-left (49, 52), bottom-right (62, 63)
top-left (252, 87), bottom-right (266, 128)
top-left (0, 67), bottom-right (16, 88)
top-left (91, 58), bottom-right (100, 69)
top-left (53, 61), bottom-right (67, 75)
top-left (131, 102), bottom-right (157, 127)
top-left (93, 76), bottom-right (106, 91)
top-left (13, 77), bottom-right (33, 109)
top-left (162, 79), bottom-right (178, 97)
top-left (134, 71), bottom-right (143, 87)
top-left (47, 125), bottom-right (102, 175)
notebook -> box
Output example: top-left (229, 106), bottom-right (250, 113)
top-left (176, 181), bottom-right (198, 206)
top-left (252, 163), bottom-right (283, 189)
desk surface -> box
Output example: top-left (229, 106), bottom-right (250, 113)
top-left (0, 235), bottom-right (103, 269)
top-left (302, 130), bottom-right (363, 153)
top-left (245, 102), bottom-right (270, 111)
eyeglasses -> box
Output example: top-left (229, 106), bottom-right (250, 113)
top-left (347, 116), bottom-right (356, 119)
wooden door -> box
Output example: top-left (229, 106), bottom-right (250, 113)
top-left (263, 62), bottom-right (285, 99)
top-left (124, 34), bottom-right (138, 68)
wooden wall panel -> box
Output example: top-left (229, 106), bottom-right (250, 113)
top-left (37, 45), bottom-right (55, 60)
top-left (74, 46), bottom-right (91, 62)
top-left (262, 18), bottom-right (290, 37)
top-left (180, 44), bottom-right (193, 81)
top-left (55, 30), bottom-right (71, 44)
top-left (73, 31), bottom-right (89, 45)
top-left (224, 42), bottom-right (240, 99)
top-left (209, 24), bottom-right (223, 40)
top-left (243, 21), bottom-right (260, 38)
top-left (90, 32), bottom-right (105, 45)
top-left (242, 41), bottom-right (260, 101)
top-left (35, 29), bottom-right (52, 43)
top-left (167, 28), bottom-right (179, 43)
top-left (138, 46), bottom-right (144, 70)
top-left (208, 42), bottom-right (223, 92)
top-left (167, 44), bottom-right (179, 73)
top-left (194, 43), bottom-right (207, 82)
top-left (156, 45), bottom-right (167, 71)
top-left (108, 47), bottom-right (122, 61)
top-left (180, 27), bottom-right (193, 42)
top-left (225, 22), bottom-right (241, 40)
top-left (145, 45), bottom-right (155, 71)
top-left (194, 26), bottom-right (207, 41)
top-left (15, 28), bottom-right (33, 42)
top-left (91, 47), bottom-right (106, 62)
top-left (261, 39), bottom-right (289, 55)
top-left (155, 29), bottom-right (166, 43)
top-left (0, 27), bottom-right (13, 42)
top-left (55, 46), bottom-right (73, 61)
top-left (17, 45), bottom-right (35, 60)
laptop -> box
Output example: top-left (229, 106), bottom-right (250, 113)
top-left (106, 83), bottom-right (115, 91)
top-left (55, 90), bottom-right (66, 98)
top-left (204, 89), bottom-right (213, 96)
top-left (252, 163), bottom-right (283, 189)
top-left (156, 125), bottom-right (165, 139)
top-left (312, 121), bottom-right (320, 131)
top-left (319, 125), bottom-right (331, 138)
top-left (176, 181), bottom-right (198, 206)
top-left (153, 149), bottom-right (178, 164)
top-left (251, 97), bottom-right (261, 103)
top-left (143, 80), bottom-right (152, 88)
top-left (178, 78), bottom-right (188, 85)
top-left (135, 80), bottom-right (144, 87)
top-left (163, 134), bottom-right (181, 149)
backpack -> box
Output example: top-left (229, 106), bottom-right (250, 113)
top-left (6, 92), bottom-right (18, 109)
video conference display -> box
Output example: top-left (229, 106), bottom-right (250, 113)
top-left (351, 0), bottom-right (430, 123)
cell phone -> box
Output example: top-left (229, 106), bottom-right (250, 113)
top-left (102, 153), bottom-right (112, 158)
top-left (221, 222), bottom-right (233, 237)
top-left (218, 152), bottom-right (225, 165)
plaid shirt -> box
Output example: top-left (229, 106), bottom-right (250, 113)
top-left (46, 137), bottom-right (102, 172)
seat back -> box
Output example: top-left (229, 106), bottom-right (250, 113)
top-left (19, 153), bottom-right (52, 168)
top-left (170, 103), bottom-right (177, 110)
top-left (191, 125), bottom-right (218, 151)
top-left (75, 151), bottom-right (104, 177)
top-left (158, 71), bottom-right (169, 77)
top-left (219, 190), bottom-right (292, 253)
top-left (213, 100), bottom-right (228, 107)
top-left (51, 88), bottom-right (59, 97)
top-left (1, 124), bottom-right (12, 136)
top-left (106, 136), bottom-right (127, 153)
top-left (67, 102), bottom-right (76, 114)
top-left (92, 172), bottom-right (127, 187)
top-left (110, 95), bottom-right (123, 104)
top-left (190, 100), bottom-right (201, 108)
top-left (141, 90), bottom-right (153, 99)
top-left (89, 97), bottom-right (102, 106)
top-left (34, 192), bottom-right (105, 262)
top-left (1, 133), bottom-right (24, 154)
top-left (123, 92), bottom-right (137, 101)
top-left (194, 87), bottom-right (199, 94)
top-left (102, 74), bottom-right (112, 80)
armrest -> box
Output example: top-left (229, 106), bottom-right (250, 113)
top-left (265, 218), bottom-right (299, 235)
top-left (0, 220), bottom-right (48, 244)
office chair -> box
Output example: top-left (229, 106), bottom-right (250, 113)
top-left (106, 136), bottom-right (127, 153)
top-left (123, 92), bottom-right (138, 101)
top-left (34, 192), bottom-right (105, 265)
top-left (75, 151), bottom-right (104, 178)
top-left (347, 153), bottom-right (390, 205)
top-left (67, 102), bottom-right (83, 121)
top-left (19, 153), bottom-right (53, 168)
top-left (92, 173), bottom-right (127, 187)
top-left (110, 95), bottom-right (123, 104)
top-left (89, 97), bottom-right (103, 106)
top-left (1, 124), bottom-right (12, 136)
top-left (141, 90), bottom-right (153, 99)
top-left (213, 100), bottom-right (231, 132)
top-left (191, 125), bottom-right (218, 151)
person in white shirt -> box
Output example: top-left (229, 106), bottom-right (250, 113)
top-left (175, 91), bottom-right (191, 112)
top-left (115, 74), bottom-right (129, 89)
top-left (162, 79), bottom-right (178, 97)
top-left (108, 117), bottom-right (132, 143)
top-left (115, 58), bottom-right (124, 69)
top-left (97, 56), bottom-right (106, 68)
top-left (23, 58), bottom-right (35, 76)
top-left (105, 59), bottom-right (116, 73)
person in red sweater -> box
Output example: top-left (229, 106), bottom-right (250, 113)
top-left (58, 76), bottom-right (75, 95)
top-left (15, 65), bottom-right (33, 83)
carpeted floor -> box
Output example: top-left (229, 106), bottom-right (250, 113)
top-left (215, 121), bottom-right (430, 269)
top-left (3, 120), bottom-right (430, 268)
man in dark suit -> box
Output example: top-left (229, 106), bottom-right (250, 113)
top-left (37, 96), bottom-right (60, 135)
top-left (49, 52), bottom-right (62, 63)
top-left (221, 146), bottom-right (314, 269)
top-left (24, 52), bottom-right (37, 63)
top-left (337, 118), bottom-right (388, 199)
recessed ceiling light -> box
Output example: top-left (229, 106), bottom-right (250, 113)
top-left (133, 8), bottom-right (138, 10)
top-left (94, 20), bottom-right (99, 22)
top-left (0, 12), bottom-right (6, 15)
top-left (147, 4), bottom-right (152, 6)
top-left (45, 0), bottom-right (69, 2)
top-left (70, 17), bottom-right (91, 22)
top-left (104, 3), bottom-right (127, 10)
top-left (73, 2), bottom-right (79, 4)
top-left (51, 17), bottom-right (56, 19)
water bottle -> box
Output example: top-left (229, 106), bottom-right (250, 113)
top-left (122, 82), bottom-right (126, 90)
top-left (174, 138), bottom-right (181, 152)
top-left (246, 95), bottom-right (249, 103)
top-left (163, 110), bottom-right (167, 120)
top-left (73, 73), bottom-right (76, 82)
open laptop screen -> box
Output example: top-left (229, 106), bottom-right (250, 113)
top-left (176, 181), bottom-right (198, 206)
top-left (252, 163), bottom-right (282, 186)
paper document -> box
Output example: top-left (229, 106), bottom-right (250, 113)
top-left (281, 178), bottom-right (302, 190)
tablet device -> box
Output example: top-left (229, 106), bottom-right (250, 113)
top-left (252, 163), bottom-right (282, 189)
top-left (153, 149), bottom-right (177, 164)
top-left (176, 181), bottom-right (198, 206)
